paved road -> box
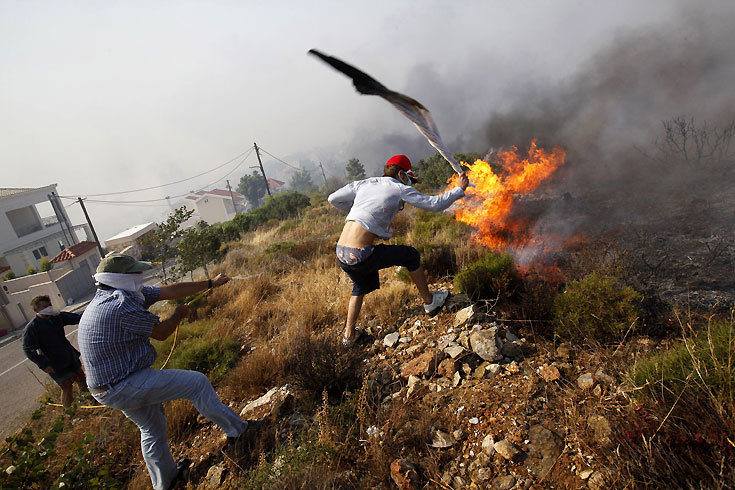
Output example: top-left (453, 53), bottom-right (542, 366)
top-left (0, 325), bottom-right (81, 439)
top-left (0, 269), bottom-right (162, 440)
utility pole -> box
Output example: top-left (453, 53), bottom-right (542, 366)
top-left (253, 142), bottom-right (272, 197)
top-left (77, 198), bottom-right (106, 258)
top-left (48, 193), bottom-right (72, 247)
top-left (318, 161), bottom-right (328, 186)
top-left (226, 179), bottom-right (238, 214)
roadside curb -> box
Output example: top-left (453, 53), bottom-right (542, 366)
top-left (0, 331), bottom-right (22, 349)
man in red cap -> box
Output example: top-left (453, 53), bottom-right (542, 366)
top-left (328, 155), bottom-right (469, 346)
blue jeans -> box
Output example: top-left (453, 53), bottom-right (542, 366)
top-left (92, 369), bottom-right (247, 490)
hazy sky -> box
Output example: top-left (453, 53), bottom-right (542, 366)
top-left (0, 0), bottom-right (716, 240)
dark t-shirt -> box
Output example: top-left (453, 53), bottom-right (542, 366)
top-left (22, 312), bottom-right (82, 380)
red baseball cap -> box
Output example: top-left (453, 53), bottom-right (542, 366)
top-left (385, 154), bottom-right (419, 183)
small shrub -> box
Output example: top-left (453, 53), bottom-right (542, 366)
top-left (454, 252), bottom-right (517, 301)
top-left (3, 270), bottom-right (16, 280)
top-left (27, 265), bottom-right (38, 275)
top-left (553, 272), bottom-right (641, 343)
top-left (39, 257), bottom-right (53, 272)
top-left (408, 211), bottom-right (468, 245)
top-left (266, 241), bottom-right (298, 256)
top-left (632, 317), bottom-right (735, 412)
top-left (281, 330), bottom-right (364, 400)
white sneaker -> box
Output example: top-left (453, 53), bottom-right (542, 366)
top-left (424, 290), bottom-right (450, 316)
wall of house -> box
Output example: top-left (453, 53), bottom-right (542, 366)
top-left (0, 185), bottom-right (61, 254)
top-left (0, 261), bottom-right (93, 330)
top-left (196, 196), bottom-right (236, 225)
top-left (4, 232), bottom-right (69, 275)
top-left (54, 266), bottom-right (95, 304)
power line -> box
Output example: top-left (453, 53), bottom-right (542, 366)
top-left (257, 147), bottom-right (302, 171)
top-left (58, 147), bottom-right (254, 198)
top-left (58, 151), bottom-right (251, 204)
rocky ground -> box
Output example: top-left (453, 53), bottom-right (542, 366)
top-left (162, 287), bottom-right (650, 490)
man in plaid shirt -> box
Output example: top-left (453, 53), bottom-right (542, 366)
top-left (78, 253), bottom-right (260, 490)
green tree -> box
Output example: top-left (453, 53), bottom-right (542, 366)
top-left (27, 265), bottom-right (38, 275)
top-left (175, 223), bottom-right (222, 280)
top-left (289, 169), bottom-right (315, 192)
top-left (39, 257), bottom-right (53, 272)
top-left (4, 270), bottom-right (16, 280)
top-left (345, 157), bottom-right (366, 181)
top-left (140, 206), bottom-right (194, 284)
top-left (415, 152), bottom-right (479, 189)
top-left (237, 171), bottom-right (267, 208)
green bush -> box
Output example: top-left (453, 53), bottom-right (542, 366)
top-left (408, 211), bottom-right (468, 246)
top-left (631, 318), bottom-right (735, 408)
top-left (39, 257), bottom-right (53, 272)
top-left (266, 241), bottom-right (298, 256)
top-left (453, 252), bottom-right (517, 301)
top-left (3, 270), bottom-right (16, 280)
top-left (233, 191), bottom-right (311, 233)
top-left (163, 336), bottom-right (241, 382)
top-left (27, 265), bottom-right (38, 275)
top-left (553, 272), bottom-right (641, 343)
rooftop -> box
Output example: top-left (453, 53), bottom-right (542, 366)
top-left (106, 222), bottom-right (157, 242)
top-left (50, 241), bottom-right (98, 263)
top-left (0, 184), bottom-right (58, 199)
top-left (185, 188), bottom-right (246, 202)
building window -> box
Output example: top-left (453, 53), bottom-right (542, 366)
top-left (32, 249), bottom-right (41, 260)
top-left (39, 246), bottom-right (47, 257)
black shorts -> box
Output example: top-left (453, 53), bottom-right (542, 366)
top-left (338, 244), bottom-right (421, 296)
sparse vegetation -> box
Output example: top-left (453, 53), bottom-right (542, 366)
top-left (553, 272), bottom-right (641, 343)
top-left (26, 265), bottom-right (37, 275)
top-left (3, 189), bottom-right (735, 489)
top-left (3, 270), bottom-right (15, 280)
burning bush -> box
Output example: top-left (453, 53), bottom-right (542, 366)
top-left (453, 251), bottom-right (518, 301)
top-left (553, 272), bottom-right (641, 343)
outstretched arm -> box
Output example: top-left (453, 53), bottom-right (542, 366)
top-left (158, 273), bottom-right (230, 301)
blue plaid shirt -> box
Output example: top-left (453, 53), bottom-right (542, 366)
top-left (78, 286), bottom-right (161, 389)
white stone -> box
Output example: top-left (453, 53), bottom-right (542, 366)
top-left (383, 332), bottom-right (400, 348)
top-left (445, 343), bottom-right (466, 359)
top-left (240, 384), bottom-right (292, 416)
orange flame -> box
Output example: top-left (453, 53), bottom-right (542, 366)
top-left (448, 140), bottom-right (567, 266)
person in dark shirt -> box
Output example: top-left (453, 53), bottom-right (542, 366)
top-left (22, 295), bottom-right (88, 408)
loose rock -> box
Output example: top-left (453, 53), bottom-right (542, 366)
top-left (577, 373), bottom-right (595, 390)
top-left (401, 351), bottom-right (443, 378)
top-left (526, 424), bottom-right (563, 479)
top-left (430, 429), bottom-right (457, 448)
top-left (444, 343), bottom-right (466, 359)
top-left (493, 439), bottom-right (521, 461)
top-left (470, 328), bottom-right (503, 362)
top-left (481, 434), bottom-right (496, 456)
top-left (493, 475), bottom-right (517, 490)
top-left (384, 332), bottom-right (400, 348)
top-left (539, 364), bottom-right (561, 382)
top-left (588, 415), bottom-right (612, 444)
top-left (390, 459), bottom-right (420, 489)
top-left (454, 305), bottom-right (476, 328)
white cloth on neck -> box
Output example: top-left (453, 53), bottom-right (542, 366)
top-left (94, 272), bottom-right (146, 301)
top-left (36, 306), bottom-right (60, 316)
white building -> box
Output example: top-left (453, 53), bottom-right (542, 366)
top-left (105, 222), bottom-right (157, 259)
top-left (0, 185), bottom-right (91, 277)
top-left (184, 189), bottom-right (247, 225)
